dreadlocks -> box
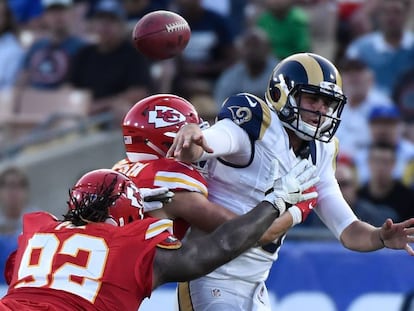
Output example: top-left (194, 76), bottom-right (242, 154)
top-left (63, 174), bottom-right (122, 226)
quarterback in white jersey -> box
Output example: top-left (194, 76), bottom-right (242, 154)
top-left (168, 53), bottom-right (414, 311)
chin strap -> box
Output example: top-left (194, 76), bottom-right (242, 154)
top-left (145, 139), bottom-right (166, 157)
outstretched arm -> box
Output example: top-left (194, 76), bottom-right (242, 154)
top-left (340, 218), bottom-right (414, 254)
top-left (166, 120), bottom-right (251, 164)
top-left (152, 200), bottom-right (280, 288)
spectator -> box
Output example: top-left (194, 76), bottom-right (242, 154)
top-left (335, 57), bottom-right (390, 155)
top-left (214, 26), bottom-right (277, 107)
top-left (255, 0), bottom-right (311, 60)
top-left (335, 0), bottom-right (375, 62)
top-left (7, 0), bottom-right (43, 31)
top-left (16, 0), bottom-right (86, 90)
top-left (0, 166), bottom-right (37, 236)
top-left (69, 0), bottom-right (152, 126)
top-left (335, 154), bottom-right (361, 207)
top-left (392, 68), bottom-right (414, 144)
top-left (0, 0), bottom-right (24, 90)
top-left (403, 157), bottom-right (414, 189)
top-left (0, 166), bottom-right (38, 284)
top-left (169, 0), bottom-right (236, 100)
top-left (295, 0), bottom-right (337, 60)
top-left (357, 142), bottom-right (414, 226)
top-left (0, 0), bottom-right (25, 90)
top-left (345, 0), bottom-right (414, 97)
top-left (202, 0), bottom-right (248, 37)
top-left (355, 105), bottom-right (414, 184)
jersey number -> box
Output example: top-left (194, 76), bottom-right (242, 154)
top-left (15, 232), bottom-right (108, 303)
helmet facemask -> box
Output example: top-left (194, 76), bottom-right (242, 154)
top-left (265, 53), bottom-right (347, 143)
top-left (280, 84), bottom-right (346, 142)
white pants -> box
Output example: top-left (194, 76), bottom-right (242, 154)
top-left (177, 277), bottom-right (271, 311)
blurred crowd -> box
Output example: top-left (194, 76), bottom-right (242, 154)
top-left (1, 0), bottom-right (414, 240)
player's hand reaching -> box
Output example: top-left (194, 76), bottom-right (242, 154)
top-left (166, 123), bottom-right (213, 162)
top-left (288, 186), bottom-right (317, 226)
top-left (140, 187), bottom-right (175, 213)
top-left (379, 218), bottom-right (414, 255)
top-left (264, 159), bottom-right (319, 215)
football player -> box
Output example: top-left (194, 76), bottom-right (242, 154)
top-left (112, 94), bottom-right (314, 243)
top-left (0, 163), bottom-right (318, 310)
top-left (167, 52), bottom-right (414, 311)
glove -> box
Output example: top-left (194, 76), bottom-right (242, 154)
top-left (140, 187), bottom-right (175, 213)
top-left (288, 186), bottom-right (317, 226)
top-left (264, 159), bottom-right (319, 214)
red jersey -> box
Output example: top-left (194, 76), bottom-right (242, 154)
top-left (112, 158), bottom-right (208, 239)
top-left (1, 212), bottom-right (179, 311)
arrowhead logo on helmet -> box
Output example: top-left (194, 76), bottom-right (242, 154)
top-left (149, 105), bottom-right (186, 128)
top-left (122, 94), bottom-right (201, 161)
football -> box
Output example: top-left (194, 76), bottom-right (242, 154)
top-left (132, 10), bottom-right (191, 60)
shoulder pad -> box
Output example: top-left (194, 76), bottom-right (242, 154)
top-left (23, 212), bottom-right (58, 232)
top-left (145, 218), bottom-right (182, 249)
top-left (217, 93), bottom-right (271, 141)
top-left (153, 159), bottom-right (208, 196)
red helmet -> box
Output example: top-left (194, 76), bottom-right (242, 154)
top-left (122, 94), bottom-right (200, 161)
top-left (68, 169), bottom-right (144, 226)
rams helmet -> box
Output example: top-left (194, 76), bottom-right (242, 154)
top-left (265, 53), bottom-right (347, 142)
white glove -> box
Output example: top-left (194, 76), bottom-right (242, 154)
top-left (139, 187), bottom-right (175, 213)
top-left (264, 159), bottom-right (319, 214)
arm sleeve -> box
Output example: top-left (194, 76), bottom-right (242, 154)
top-left (199, 118), bottom-right (251, 165)
top-left (313, 139), bottom-right (358, 239)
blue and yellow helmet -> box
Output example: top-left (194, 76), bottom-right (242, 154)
top-left (265, 53), bottom-right (347, 142)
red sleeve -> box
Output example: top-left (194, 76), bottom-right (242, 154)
top-left (4, 251), bottom-right (16, 285)
top-left (137, 247), bottom-right (157, 298)
top-left (130, 218), bottom-right (181, 298)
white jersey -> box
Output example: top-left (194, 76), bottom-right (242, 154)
top-left (200, 93), bottom-right (358, 283)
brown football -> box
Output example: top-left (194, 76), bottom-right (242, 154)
top-left (132, 10), bottom-right (191, 60)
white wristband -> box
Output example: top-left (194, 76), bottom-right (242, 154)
top-left (288, 206), bottom-right (302, 227)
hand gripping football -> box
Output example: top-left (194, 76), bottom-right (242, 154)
top-left (132, 10), bottom-right (191, 60)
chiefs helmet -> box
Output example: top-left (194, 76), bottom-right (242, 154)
top-left (67, 169), bottom-right (144, 226)
top-left (122, 94), bottom-right (200, 161)
top-left (265, 53), bottom-right (347, 142)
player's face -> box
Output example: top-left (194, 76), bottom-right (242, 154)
top-left (298, 93), bottom-right (331, 126)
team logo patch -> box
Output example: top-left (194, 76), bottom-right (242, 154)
top-left (148, 105), bottom-right (186, 128)
top-left (227, 106), bottom-right (252, 126)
